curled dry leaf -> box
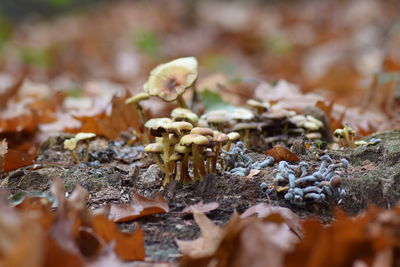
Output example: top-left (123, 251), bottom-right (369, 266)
top-left (108, 192), bottom-right (169, 222)
top-left (182, 201), bottom-right (219, 214)
top-left (265, 145), bottom-right (300, 163)
top-left (246, 169), bottom-right (260, 178)
top-left (178, 210), bottom-right (300, 267)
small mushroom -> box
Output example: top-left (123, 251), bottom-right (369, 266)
top-left (246, 99), bottom-right (270, 115)
top-left (144, 57), bottom-right (198, 108)
top-left (63, 138), bottom-right (80, 164)
top-left (225, 132), bottom-right (240, 151)
top-left (74, 132), bottom-right (96, 162)
top-left (211, 131), bottom-right (229, 172)
top-left (174, 143), bottom-right (192, 183)
top-left (203, 110), bottom-right (230, 131)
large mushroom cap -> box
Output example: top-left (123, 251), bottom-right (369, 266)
top-left (144, 143), bottom-right (164, 153)
top-left (125, 92), bottom-right (150, 104)
top-left (144, 57), bottom-right (198, 102)
top-left (171, 108), bottom-right (199, 124)
top-left (170, 121), bottom-right (193, 133)
top-left (227, 132), bottom-right (240, 141)
top-left (213, 131), bottom-right (229, 144)
top-left (233, 122), bottom-right (258, 131)
top-left (230, 108), bottom-right (255, 121)
top-left (190, 127), bottom-right (213, 136)
top-left (180, 134), bottom-right (209, 146)
top-left (75, 132), bottom-right (96, 141)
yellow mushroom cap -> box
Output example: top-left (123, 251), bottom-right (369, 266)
top-left (145, 118), bottom-right (174, 136)
top-left (174, 143), bottom-right (191, 154)
top-left (171, 108), bottom-right (199, 124)
top-left (334, 129), bottom-right (344, 137)
top-left (125, 92), bottom-right (150, 104)
top-left (64, 138), bottom-right (78, 150)
top-left (227, 132), bottom-right (240, 141)
top-left (75, 132), bottom-right (96, 142)
top-left (170, 121), bottom-right (193, 134)
top-left (144, 57), bottom-right (198, 102)
top-left (306, 115), bottom-right (323, 129)
top-left (190, 127), bottom-right (214, 136)
top-left (144, 143), bottom-right (164, 153)
top-left (212, 131), bottom-right (229, 144)
top-left (180, 134), bottom-right (209, 146)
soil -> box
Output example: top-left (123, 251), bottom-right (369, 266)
top-left (1, 130), bottom-right (400, 262)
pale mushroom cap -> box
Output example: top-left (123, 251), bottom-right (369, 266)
top-left (227, 132), bottom-right (240, 141)
top-left (75, 132), bottom-right (96, 141)
top-left (145, 118), bottom-right (175, 136)
top-left (303, 121), bottom-right (320, 131)
top-left (170, 121), bottom-right (193, 133)
top-left (174, 143), bottom-right (191, 154)
top-left (206, 112), bottom-right (230, 124)
top-left (246, 99), bottom-right (270, 109)
top-left (125, 92), bottom-right (150, 104)
top-left (171, 108), bottom-right (199, 124)
top-left (64, 138), bottom-right (77, 150)
top-left (213, 131), bottom-right (229, 143)
top-left (289, 115), bottom-right (307, 127)
top-left (230, 108), bottom-right (255, 121)
top-left (306, 115), bottom-right (323, 128)
top-left (144, 143), bottom-right (164, 153)
top-left (233, 122), bottom-right (258, 131)
top-left (334, 129), bottom-right (344, 137)
top-left (190, 127), bottom-right (214, 136)
top-left (306, 132), bottom-right (322, 140)
top-left (180, 134), bottom-right (209, 146)
top-left (144, 57), bottom-right (198, 102)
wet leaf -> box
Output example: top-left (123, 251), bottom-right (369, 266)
top-left (108, 193), bottom-right (169, 222)
top-left (182, 201), bottom-right (219, 214)
top-left (265, 145), bottom-right (300, 163)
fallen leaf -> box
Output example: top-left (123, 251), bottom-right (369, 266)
top-left (3, 148), bottom-right (37, 172)
top-left (108, 193), bottom-right (169, 222)
top-left (182, 201), bottom-right (219, 214)
top-left (265, 145), bottom-right (300, 162)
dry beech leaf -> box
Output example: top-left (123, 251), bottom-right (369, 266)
top-left (182, 201), bottom-right (219, 214)
top-left (179, 211), bottom-right (300, 267)
top-left (3, 148), bottom-right (37, 172)
top-left (108, 193), bottom-right (169, 222)
top-left (91, 215), bottom-right (145, 261)
top-left (246, 169), bottom-right (260, 178)
top-left (265, 145), bottom-right (300, 163)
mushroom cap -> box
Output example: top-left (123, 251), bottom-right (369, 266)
top-left (190, 127), bottom-right (214, 136)
top-left (227, 132), bottom-right (240, 141)
top-left (171, 108), bottom-right (199, 124)
top-left (333, 129), bottom-right (344, 137)
top-left (180, 134), bottom-right (209, 146)
top-left (174, 143), bottom-right (191, 154)
top-left (205, 111), bottom-right (230, 124)
top-left (64, 138), bottom-right (77, 150)
top-left (145, 118), bottom-right (175, 136)
top-left (306, 132), bottom-right (322, 140)
top-left (303, 121), bottom-right (320, 131)
top-left (213, 131), bottom-right (229, 144)
top-left (170, 121), bottom-right (193, 133)
top-left (306, 115), bottom-right (323, 128)
top-left (75, 132), bottom-right (96, 141)
top-left (233, 122), bottom-right (258, 131)
top-left (246, 99), bottom-right (270, 110)
top-left (230, 108), bottom-right (255, 121)
top-left (288, 115), bottom-right (307, 127)
top-left (144, 143), bottom-right (164, 153)
top-left (144, 57), bottom-right (198, 102)
top-left (125, 92), bottom-right (150, 104)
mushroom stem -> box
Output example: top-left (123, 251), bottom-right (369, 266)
top-left (153, 154), bottom-right (165, 173)
top-left (225, 141), bottom-right (232, 152)
top-left (177, 95), bottom-right (189, 109)
top-left (191, 144), bottom-right (201, 181)
top-left (212, 144), bottom-right (221, 173)
top-left (84, 142), bottom-right (90, 162)
top-left (197, 146), bottom-right (207, 179)
top-left (243, 129), bottom-right (250, 148)
top-left (181, 152), bottom-right (190, 183)
top-left (68, 150), bottom-right (80, 164)
top-left (136, 104), bottom-right (150, 143)
top-left (162, 132), bottom-right (171, 186)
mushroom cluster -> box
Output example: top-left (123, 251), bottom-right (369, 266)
top-left (334, 124), bottom-right (356, 148)
top-left (144, 107), bottom-right (241, 186)
top-left (261, 155), bottom-right (348, 206)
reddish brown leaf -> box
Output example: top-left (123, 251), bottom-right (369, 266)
top-left (0, 139), bottom-right (7, 172)
top-left (182, 201), bottom-right (219, 214)
top-left (91, 215), bottom-right (145, 261)
top-left (3, 148), bottom-right (37, 172)
top-left (108, 193), bottom-right (169, 222)
top-left (265, 145), bottom-right (300, 163)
